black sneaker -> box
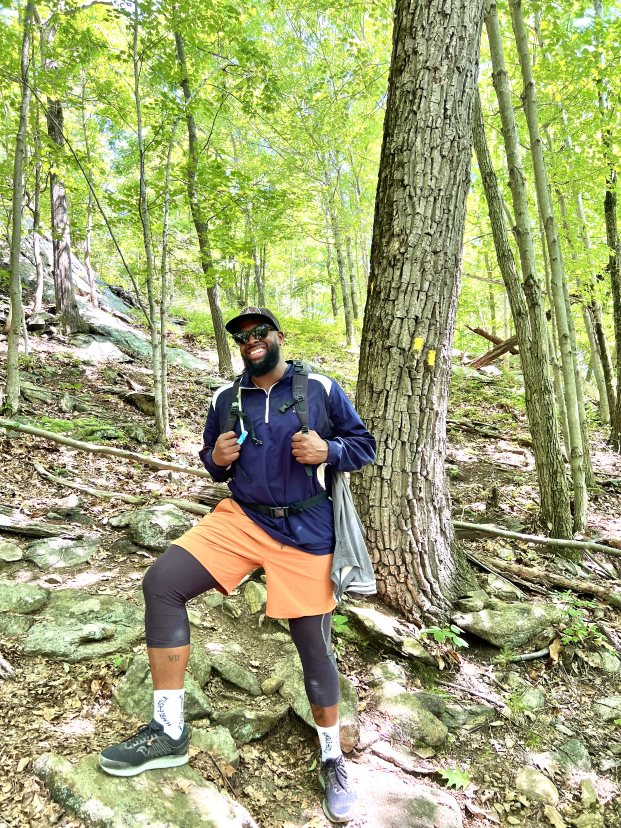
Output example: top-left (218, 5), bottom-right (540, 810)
top-left (319, 755), bottom-right (357, 823)
top-left (99, 720), bottom-right (190, 777)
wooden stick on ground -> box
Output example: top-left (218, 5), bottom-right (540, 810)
top-left (33, 462), bottom-right (215, 516)
top-left (454, 519), bottom-right (621, 559)
top-left (465, 550), bottom-right (621, 610)
top-left (0, 417), bottom-right (212, 478)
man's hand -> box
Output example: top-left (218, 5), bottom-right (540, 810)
top-left (211, 431), bottom-right (241, 467)
top-left (291, 430), bottom-right (329, 465)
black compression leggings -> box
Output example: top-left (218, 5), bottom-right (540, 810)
top-left (142, 544), bottom-right (340, 708)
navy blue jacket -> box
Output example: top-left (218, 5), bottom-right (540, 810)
top-left (199, 363), bottom-right (376, 555)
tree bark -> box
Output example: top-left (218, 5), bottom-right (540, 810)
top-left (80, 72), bottom-right (97, 308)
top-left (4, 0), bottom-right (35, 415)
top-left (32, 102), bottom-right (45, 314)
top-left (352, 0), bottom-right (485, 622)
top-left (345, 235), bottom-right (360, 320)
top-left (174, 31), bottom-right (233, 376)
top-left (326, 190), bottom-right (353, 344)
top-left (472, 90), bottom-right (572, 537)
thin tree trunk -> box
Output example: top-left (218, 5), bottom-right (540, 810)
top-left (46, 100), bottom-right (82, 332)
top-left (483, 8), bottom-right (573, 536)
top-left (346, 235), bottom-right (360, 319)
top-left (353, 0), bottom-right (485, 621)
top-left (32, 101), bottom-right (45, 313)
top-left (159, 120), bottom-right (179, 440)
top-left (326, 192), bottom-right (353, 344)
top-left (4, 0), bottom-right (35, 415)
top-left (509, 0), bottom-right (588, 529)
top-left (132, 4), bottom-right (166, 444)
top-left (174, 31), bottom-right (232, 376)
top-left (80, 72), bottom-right (97, 308)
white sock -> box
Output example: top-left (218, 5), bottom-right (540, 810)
top-left (316, 721), bottom-right (342, 761)
top-left (153, 689), bottom-right (185, 740)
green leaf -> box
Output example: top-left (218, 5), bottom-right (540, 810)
top-left (437, 767), bottom-right (471, 790)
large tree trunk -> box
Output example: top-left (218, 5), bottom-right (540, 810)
top-left (4, 0), bottom-right (35, 414)
top-left (32, 101), bottom-right (45, 314)
top-left (472, 91), bottom-right (573, 538)
top-left (80, 73), bottom-right (97, 308)
top-left (352, 0), bottom-right (484, 622)
top-left (175, 31), bottom-right (233, 376)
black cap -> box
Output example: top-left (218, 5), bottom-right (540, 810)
top-left (225, 306), bottom-right (281, 334)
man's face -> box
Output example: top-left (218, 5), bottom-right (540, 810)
top-left (235, 317), bottom-right (283, 377)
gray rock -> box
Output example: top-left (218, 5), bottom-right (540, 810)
top-left (124, 391), bottom-right (156, 416)
top-left (402, 784), bottom-right (463, 828)
top-left (188, 647), bottom-right (213, 687)
top-left (344, 604), bottom-right (434, 663)
top-left (370, 660), bottom-right (407, 685)
top-left (20, 381), bottom-right (55, 404)
top-left (0, 540), bottom-right (23, 562)
top-left (24, 535), bottom-right (101, 570)
top-left (243, 581), bottom-right (267, 614)
top-left (452, 601), bottom-right (561, 649)
top-left (518, 687), bottom-right (546, 712)
top-left (33, 752), bottom-right (258, 827)
top-left (114, 654), bottom-right (212, 722)
top-left (274, 655), bottom-right (359, 752)
top-left (375, 682), bottom-right (448, 748)
top-left (484, 574), bottom-right (523, 600)
top-left (69, 333), bottom-right (133, 364)
top-left (594, 696), bottom-right (621, 722)
top-left (0, 508), bottom-right (80, 539)
top-left (223, 599), bottom-right (243, 619)
top-left (109, 504), bottom-right (192, 552)
top-left (0, 580), bottom-right (49, 614)
top-left (454, 589), bottom-right (490, 613)
top-left (23, 590), bottom-right (143, 662)
top-left (442, 703), bottom-right (496, 731)
top-left (192, 726), bottom-right (240, 767)
top-left (211, 654), bottom-right (262, 696)
top-left (79, 623), bottom-right (115, 642)
top-left (0, 613), bottom-right (35, 639)
top-left (515, 766), bottom-right (559, 805)
top-left (578, 649), bottom-right (621, 674)
top-left (211, 703), bottom-right (289, 744)
top-left (571, 814), bottom-right (604, 828)
top-left (261, 676), bottom-right (284, 695)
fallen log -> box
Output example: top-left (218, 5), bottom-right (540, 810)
top-left (0, 417), bottom-right (212, 479)
top-left (470, 335), bottom-right (519, 370)
top-left (465, 550), bottom-right (621, 610)
top-left (454, 519), bottom-right (621, 559)
top-left (467, 326), bottom-right (519, 354)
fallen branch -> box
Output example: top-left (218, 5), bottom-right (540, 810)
top-left (446, 420), bottom-right (532, 448)
top-left (466, 550), bottom-right (621, 610)
top-left (466, 326), bottom-right (519, 353)
top-left (33, 463), bottom-right (217, 516)
top-left (502, 647), bottom-right (550, 663)
top-left (454, 519), bottom-right (621, 559)
top-left (33, 462), bottom-right (144, 504)
top-left (470, 335), bottom-right (519, 370)
top-left (0, 417), bottom-right (212, 478)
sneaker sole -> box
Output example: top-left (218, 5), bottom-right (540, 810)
top-left (99, 753), bottom-right (189, 777)
top-left (322, 798), bottom-right (356, 824)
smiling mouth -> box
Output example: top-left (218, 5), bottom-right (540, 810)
top-left (246, 344), bottom-right (267, 359)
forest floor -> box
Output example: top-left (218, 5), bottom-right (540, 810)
top-left (1, 329), bottom-right (620, 828)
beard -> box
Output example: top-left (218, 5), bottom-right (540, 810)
top-left (243, 339), bottom-right (281, 377)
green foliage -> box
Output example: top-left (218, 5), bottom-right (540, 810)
top-left (436, 766), bottom-right (471, 790)
top-left (332, 614), bottom-right (349, 635)
top-left (554, 592), bottom-right (610, 648)
top-left (420, 625), bottom-right (469, 650)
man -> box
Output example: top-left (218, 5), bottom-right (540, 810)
top-left (99, 307), bottom-right (376, 824)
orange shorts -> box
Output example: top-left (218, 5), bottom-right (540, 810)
top-left (174, 498), bottom-right (336, 619)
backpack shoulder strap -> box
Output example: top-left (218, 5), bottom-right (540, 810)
top-left (225, 376), bottom-right (242, 433)
top-left (291, 360), bottom-right (310, 434)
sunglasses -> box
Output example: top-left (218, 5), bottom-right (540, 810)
top-left (231, 323), bottom-right (275, 345)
